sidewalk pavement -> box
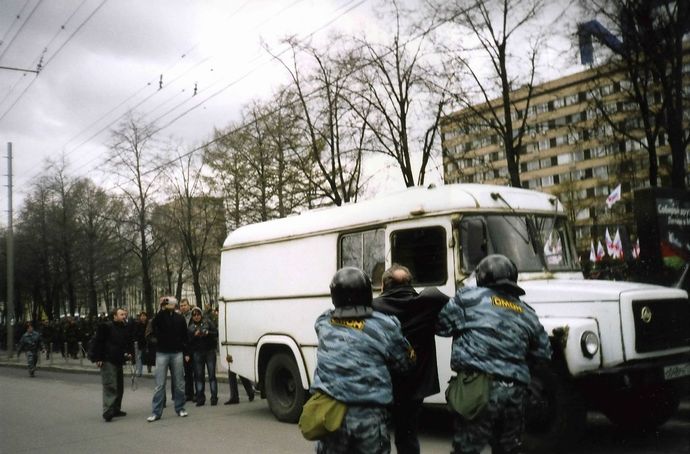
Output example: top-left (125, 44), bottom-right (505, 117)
top-left (0, 350), bottom-right (230, 383)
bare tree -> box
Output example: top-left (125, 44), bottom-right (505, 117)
top-left (429, 0), bottom-right (546, 187)
top-left (270, 38), bottom-right (365, 206)
top-left (204, 127), bottom-right (254, 231)
top-left (164, 151), bottom-right (225, 307)
top-left (73, 179), bottom-right (127, 318)
top-left (350, 2), bottom-right (446, 187)
top-left (108, 114), bottom-right (165, 315)
top-left (260, 88), bottom-right (315, 216)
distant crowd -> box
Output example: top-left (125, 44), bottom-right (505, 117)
top-left (2, 303), bottom-right (219, 360)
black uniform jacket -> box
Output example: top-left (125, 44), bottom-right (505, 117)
top-left (373, 285), bottom-right (449, 400)
top-left (93, 321), bottom-right (134, 366)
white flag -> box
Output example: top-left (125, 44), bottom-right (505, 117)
top-left (597, 241), bottom-right (606, 261)
top-left (613, 229), bottom-right (623, 259)
top-left (606, 184), bottom-right (622, 208)
top-left (632, 238), bottom-right (640, 259)
top-left (605, 228), bottom-right (614, 256)
top-left (590, 240), bottom-right (596, 262)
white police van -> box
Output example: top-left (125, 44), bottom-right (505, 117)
top-left (218, 183), bottom-right (690, 448)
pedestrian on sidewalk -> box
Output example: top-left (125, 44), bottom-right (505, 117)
top-left (147, 296), bottom-right (190, 422)
top-left (91, 308), bottom-right (134, 422)
top-left (133, 311), bottom-right (151, 376)
top-left (17, 321), bottom-right (44, 377)
top-left (188, 307), bottom-right (219, 406)
top-left (179, 298), bottom-right (196, 402)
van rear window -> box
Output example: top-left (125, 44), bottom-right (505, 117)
top-left (391, 226), bottom-right (447, 286)
top-left (339, 229), bottom-right (385, 288)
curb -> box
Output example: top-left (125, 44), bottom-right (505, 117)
top-left (0, 359), bottom-right (231, 383)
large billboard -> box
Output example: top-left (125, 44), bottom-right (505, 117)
top-left (634, 188), bottom-right (690, 287)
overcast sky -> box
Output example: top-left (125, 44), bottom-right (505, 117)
top-left (0, 0), bottom-right (582, 222)
top-left (0, 0), bottom-right (389, 215)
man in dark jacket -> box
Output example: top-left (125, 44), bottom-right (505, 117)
top-left (91, 308), bottom-right (134, 422)
top-left (147, 296), bottom-right (190, 421)
top-left (372, 264), bottom-right (449, 454)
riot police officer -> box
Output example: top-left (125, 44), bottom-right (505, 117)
top-left (17, 322), bottom-right (44, 377)
top-left (436, 255), bottom-right (552, 454)
top-left (311, 267), bottom-right (415, 454)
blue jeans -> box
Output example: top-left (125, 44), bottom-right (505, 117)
top-left (151, 352), bottom-right (185, 416)
top-left (193, 350), bottom-right (217, 403)
top-left (135, 350), bottom-right (143, 376)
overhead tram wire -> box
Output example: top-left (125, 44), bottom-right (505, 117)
top-left (64, 0), bottom-right (366, 190)
top-left (39, 0), bottom-right (108, 70)
top-left (148, 0), bottom-right (365, 136)
top-left (44, 0), bottom-right (263, 180)
top-left (0, 0), bottom-right (44, 110)
top-left (61, 0), bottom-right (314, 180)
top-left (0, 0), bottom-right (109, 124)
top-left (135, 0), bottom-right (369, 176)
top-left (141, 0), bottom-right (310, 130)
top-left (0, 0), bottom-right (31, 51)
top-left (68, 0), bottom-right (450, 187)
top-left (0, 0), bottom-right (44, 63)
top-left (0, 0), bottom-right (89, 111)
top-left (60, 53), bottom-right (213, 156)
top-left (57, 0), bottom-right (257, 152)
top-left (24, 0), bottom-right (368, 196)
top-left (143, 0), bottom-right (463, 184)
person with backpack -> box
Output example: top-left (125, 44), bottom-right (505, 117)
top-left (309, 267), bottom-right (415, 453)
top-left (90, 307), bottom-right (134, 422)
top-left (436, 255), bottom-right (552, 454)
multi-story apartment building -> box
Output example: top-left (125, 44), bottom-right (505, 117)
top-left (441, 62), bottom-right (690, 258)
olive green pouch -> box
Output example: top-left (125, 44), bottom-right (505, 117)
top-left (298, 391), bottom-right (348, 440)
top-left (445, 370), bottom-right (491, 420)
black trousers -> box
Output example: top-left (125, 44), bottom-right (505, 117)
top-left (228, 372), bottom-right (254, 400)
top-left (101, 361), bottom-right (124, 417)
top-left (184, 356), bottom-right (195, 399)
top-left (391, 398), bottom-right (424, 454)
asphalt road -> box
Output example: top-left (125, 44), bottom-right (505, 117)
top-left (0, 366), bottom-right (688, 454)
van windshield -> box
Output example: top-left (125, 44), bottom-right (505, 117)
top-left (461, 214), bottom-right (580, 273)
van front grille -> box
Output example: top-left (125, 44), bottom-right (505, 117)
top-left (633, 298), bottom-right (690, 353)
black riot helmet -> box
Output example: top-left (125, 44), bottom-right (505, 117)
top-left (475, 254), bottom-right (525, 297)
top-left (329, 267), bottom-right (374, 318)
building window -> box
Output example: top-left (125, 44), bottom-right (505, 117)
top-left (558, 154), bottom-right (572, 165)
top-left (593, 166), bottom-right (608, 178)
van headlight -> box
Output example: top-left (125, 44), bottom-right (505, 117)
top-left (580, 331), bottom-right (599, 358)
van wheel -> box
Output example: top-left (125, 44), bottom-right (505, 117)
top-left (524, 365), bottom-right (586, 453)
top-left (265, 353), bottom-right (307, 423)
top-left (599, 384), bottom-right (679, 431)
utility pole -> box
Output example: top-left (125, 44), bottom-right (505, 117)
top-left (6, 142), bottom-right (14, 357)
